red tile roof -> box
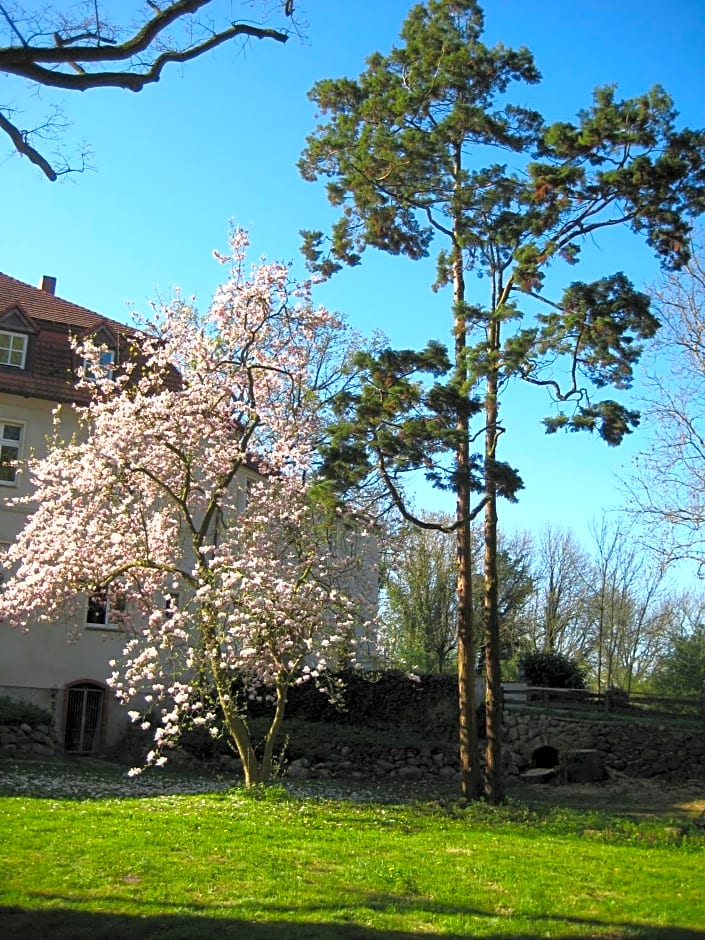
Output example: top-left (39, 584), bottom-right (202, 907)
top-left (0, 272), bottom-right (134, 404)
top-left (0, 272), bottom-right (127, 331)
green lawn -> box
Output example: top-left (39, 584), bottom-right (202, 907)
top-left (0, 760), bottom-right (703, 939)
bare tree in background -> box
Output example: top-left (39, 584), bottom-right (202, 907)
top-left (381, 519), bottom-right (534, 676)
top-left (0, 1), bottom-right (294, 179)
top-left (627, 239), bottom-right (705, 573)
top-left (523, 524), bottom-right (592, 659)
top-left (651, 590), bottom-right (705, 697)
top-left (380, 515), bottom-right (459, 674)
top-left (585, 517), bottom-right (670, 692)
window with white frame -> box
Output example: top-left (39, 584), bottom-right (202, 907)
top-left (85, 582), bottom-right (127, 630)
top-left (0, 331), bottom-right (28, 369)
top-left (0, 421), bottom-right (23, 485)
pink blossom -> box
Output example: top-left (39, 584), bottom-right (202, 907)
top-left (0, 228), bottom-right (378, 787)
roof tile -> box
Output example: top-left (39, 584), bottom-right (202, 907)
top-left (0, 272), bottom-right (133, 404)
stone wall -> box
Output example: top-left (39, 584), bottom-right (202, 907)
top-left (278, 711), bottom-right (705, 784)
top-left (284, 743), bottom-right (459, 783)
top-left (2, 707), bottom-right (703, 786)
top-left (207, 711), bottom-right (703, 785)
top-left (503, 710), bottom-right (705, 781)
top-left (0, 722), bottom-right (58, 758)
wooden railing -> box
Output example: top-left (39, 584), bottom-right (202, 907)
top-left (501, 684), bottom-right (705, 724)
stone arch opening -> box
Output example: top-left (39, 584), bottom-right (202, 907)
top-left (532, 744), bottom-right (559, 769)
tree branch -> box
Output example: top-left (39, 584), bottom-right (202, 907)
top-left (374, 446), bottom-right (487, 533)
top-left (0, 110), bottom-right (58, 180)
top-left (1, 22), bottom-right (288, 92)
top-left (0, 1), bottom-right (291, 178)
top-left (1, 1), bottom-right (288, 68)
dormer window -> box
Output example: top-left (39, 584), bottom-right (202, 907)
top-left (84, 347), bottom-right (115, 381)
top-left (82, 324), bottom-right (117, 382)
top-left (0, 331), bottom-right (28, 369)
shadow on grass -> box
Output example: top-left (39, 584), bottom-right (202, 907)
top-left (2, 900), bottom-right (704, 940)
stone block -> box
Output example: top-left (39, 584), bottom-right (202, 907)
top-left (562, 749), bottom-right (605, 783)
top-left (397, 765), bottom-right (422, 781)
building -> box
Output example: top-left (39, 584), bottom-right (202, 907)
top-left (0, 272), bottom-right (135, 753)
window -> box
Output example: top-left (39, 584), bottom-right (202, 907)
top-left (83, 348), bottom-right (115, 381)
top-left (0, 331), bottom-right (28, 369)
top-left (85, 582), bottom-right (127, 630)
top-left (164, 591), bottom-right (180, 618)
top-left (0, 421), bottom-right (23, 485)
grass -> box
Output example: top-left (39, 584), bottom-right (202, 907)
top-left (0, 759), bottom-right (703, 939)
top-left (505, 703), bottom-right (703, 731)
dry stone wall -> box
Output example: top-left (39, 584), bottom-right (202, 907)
top-left (209, 712), bottom-right (705, 785)
top-left (503, 710), bottom-right (705, 781)
top-left (0, 722), bottom-right (57, 757)
top-left (2, 707), bottom-right (703, 786)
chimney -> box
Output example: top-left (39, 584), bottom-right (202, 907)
top-left (39, 275), bottom-right (56, 294)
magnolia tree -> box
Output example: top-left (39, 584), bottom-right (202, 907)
top-left (0, 229), bottom-right (377, 786)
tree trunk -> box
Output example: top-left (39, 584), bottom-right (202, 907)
top-left (453, 209), bottom-right (482, 801)
top-left (218, 682), bottom-right (288, 787)
top-left (205, 614), bottom-right (276, 788)
top-left (258, 680), bottom-right (289, 782)
top-left (457, 490), bottom-right (481, 800)
top-left (483, 316), bottom-right (504, 804)
top-left (219, 690), bottom-right (261, 787)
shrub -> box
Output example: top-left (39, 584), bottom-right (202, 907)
top-left (176, 669), bottom-right (475, 760)
top-left (520, 652), bottom-right (587, 690)
top-left (0, 695), bottom-right (52, 727)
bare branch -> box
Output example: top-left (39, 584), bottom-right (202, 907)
top-left (374, 446), bottom-right (486, 533)
top-left (0, 1), bottom-right (292, 179)
top-left (53, 31), bottom-right (117, 48)
top-left (0, 109), bottom-right (58, 179)
top-left (0, 2), bottom-right (26, 45)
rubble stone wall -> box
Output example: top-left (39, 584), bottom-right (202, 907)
top-left (0, 722), bottom-right (57, 757)
top-left (212, 712), bottom-right (705, 784)
top-left (503, 710), bottom-right (705, 780)
top-left (2, 709), bottom-right (703, 785)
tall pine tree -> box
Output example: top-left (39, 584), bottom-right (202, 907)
top-left (299, 0), bottom-right (705, 802)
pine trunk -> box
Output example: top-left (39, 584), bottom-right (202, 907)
top-left (483, 316), bottom-right (504, 804)
top-left (453, 215), bottom-right (482, 801)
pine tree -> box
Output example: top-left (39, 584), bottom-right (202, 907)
top-left (299, 0), bottom-right (705, 802)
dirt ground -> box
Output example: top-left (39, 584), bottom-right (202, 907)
top-left (510, 770), bottom-right (705, 821)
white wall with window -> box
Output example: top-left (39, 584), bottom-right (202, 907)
top-left (0, 420), bottom-right (24, 485)
top-left (85, 583), bottom-right (128, 631)
top-left (0, 394), bottom-right (79, 512)
top-left (0, 392), bottom-right (129, 751)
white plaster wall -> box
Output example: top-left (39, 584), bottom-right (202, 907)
top-left (0, 393), bottom-right (130, 749)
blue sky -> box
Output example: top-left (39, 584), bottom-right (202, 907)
top-left (2, 0), bottom-right (705, 548)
